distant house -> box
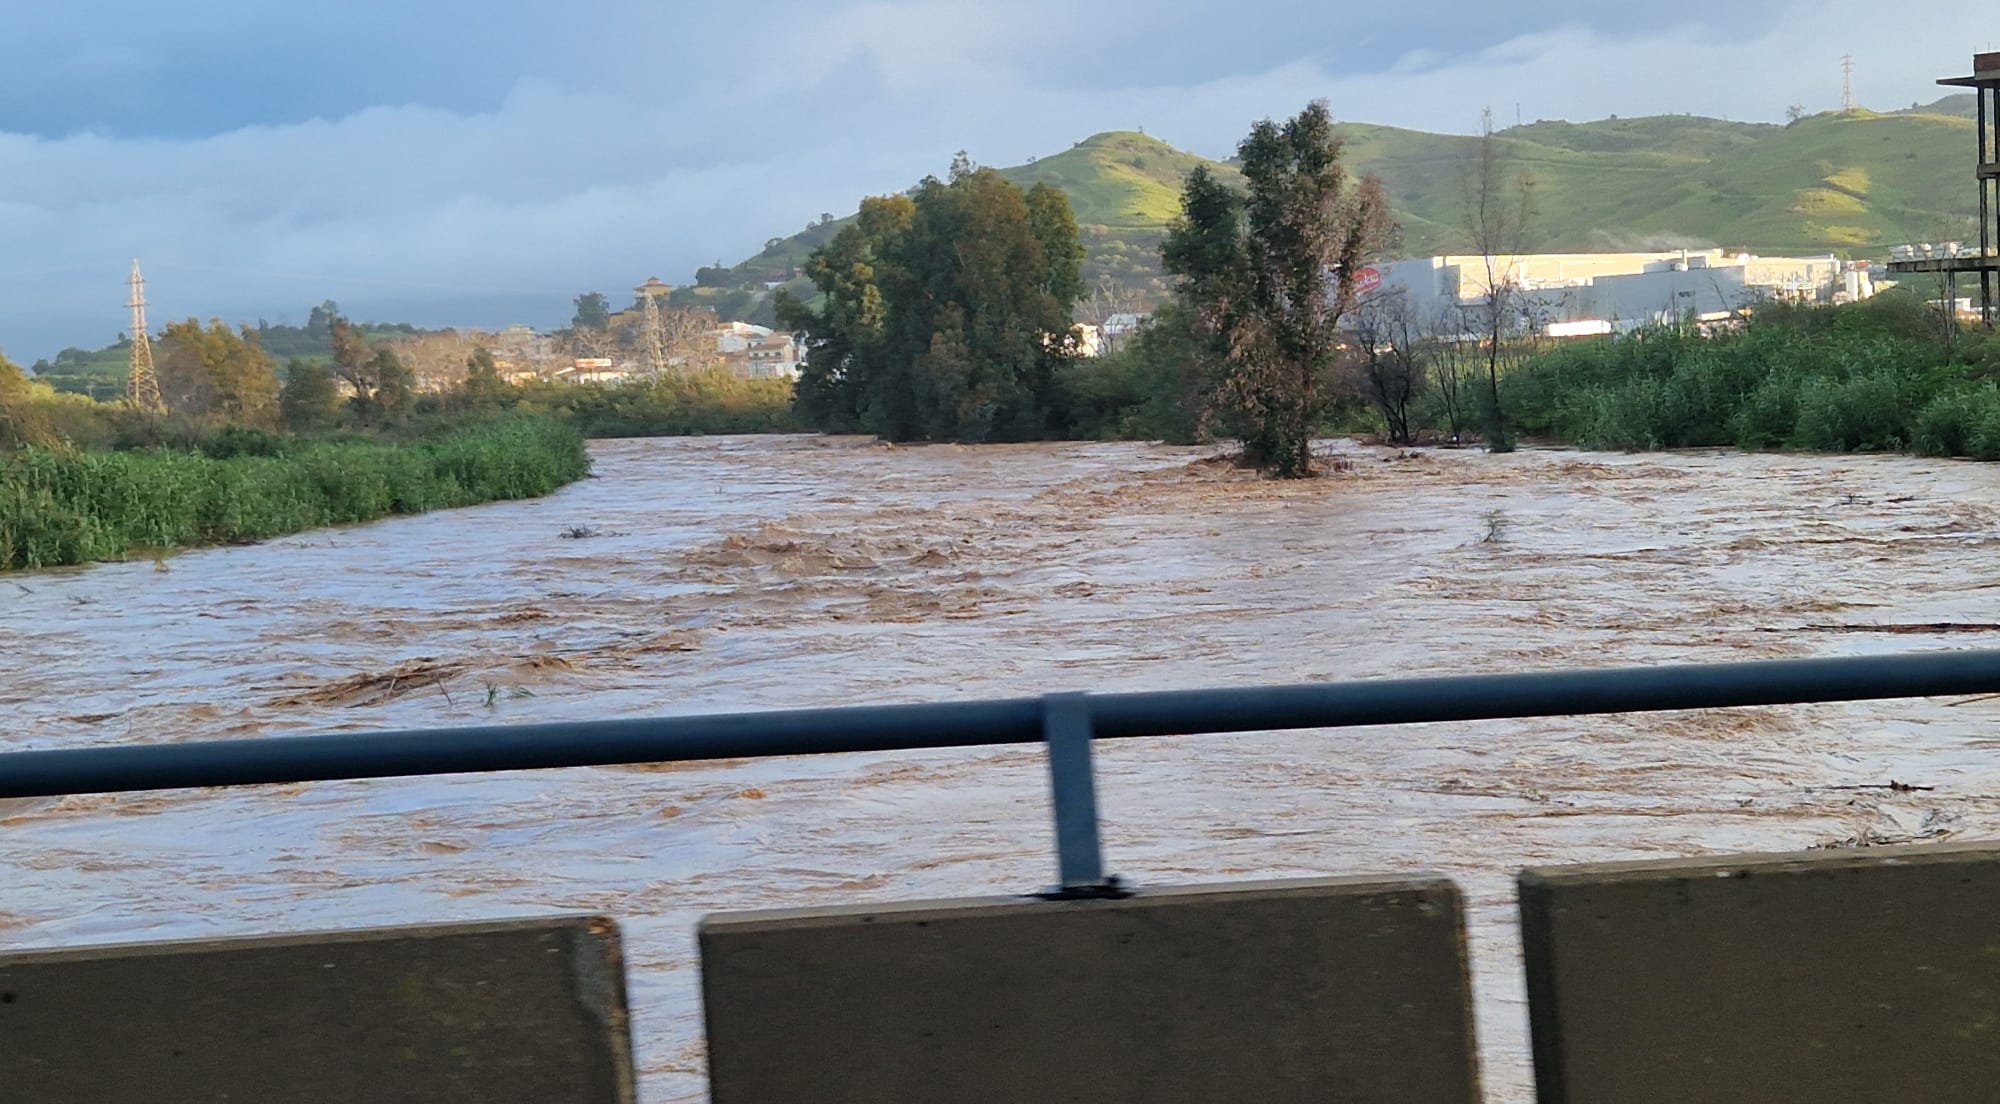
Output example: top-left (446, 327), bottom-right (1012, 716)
top-left (707, 321), bottom-right (774, 355)
top-left (1100, 313), bottom-right (1148, 338)
top-left (731, 332), bottom-right (802, 380)
top-left (491, 323), bottom-right (555, 374)
top-left (1097, 312), bottom-right (1148, 355)
top-left (559, 358), bottom-right (631, 385)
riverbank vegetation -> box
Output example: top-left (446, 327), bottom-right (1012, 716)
top-left (1498, 294), bottom-right (2000, 458)
top-left (2, 320), bottom-right (595, 570)
top-left (780, 104), bottom-right (1394, 475)
top-left (0, 415), bottom-right (587, 570)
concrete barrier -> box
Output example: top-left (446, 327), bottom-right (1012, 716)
top-left (700, 875), bottom-right (1480, 1104)
top-left (1520, 841), bottom-right (2000, 1104)
top-left (0, 915), bottom-right (635, 1104)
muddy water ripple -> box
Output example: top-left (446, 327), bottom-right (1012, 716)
top-left (7, 434), bottom-right (2000, 1100)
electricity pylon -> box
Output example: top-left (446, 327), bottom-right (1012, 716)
top-left (126, 259), bottom-right (163, 412)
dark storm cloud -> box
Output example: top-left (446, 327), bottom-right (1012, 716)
top-left (0, 1), bottom-right (1988, 361)
top-left (4, 0), bottom-right (1780, 139)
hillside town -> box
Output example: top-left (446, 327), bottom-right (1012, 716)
top-left (465, 278), bottom-right (805, 389)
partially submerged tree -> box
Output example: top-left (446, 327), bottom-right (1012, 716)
top-left (1349, 290), bottom-right (1428, 445)
top-left (782, 161), bottom-right (1086, 441)
top-left (1459, 108), bottom-right (1537, 452)
top-left (1163, 99), bottom-right (1391, 476)
top-left (1429, 304), bottom-right (1478, 443)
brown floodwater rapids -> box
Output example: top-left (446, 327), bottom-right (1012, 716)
top-left (8, 434), bottom-right (2000, 1099)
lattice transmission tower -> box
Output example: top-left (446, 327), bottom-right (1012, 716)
top-left (636, 276), bottom-right (673, 376)
top-left (1842, 55), bottom-right (1856, 113)
top-left (125, 259), bottom-right (163, 412)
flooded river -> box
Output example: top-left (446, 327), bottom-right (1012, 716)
top-left (7, 435), bottom-right (2000, 1100)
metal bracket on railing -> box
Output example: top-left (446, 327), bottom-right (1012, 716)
top-left (1035, 693), bottom-right (1130, 901)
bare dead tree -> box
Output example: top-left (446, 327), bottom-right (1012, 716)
top-left (1460, 107), bottom-right (1537, 452)
top-left (1348, 289), bottom-right (1428, 445)
top-left (567, 325), bottom-right (616, 362)
top-left (661, 304), bottom-right (721, 369)
top-left (1429, 303), bottom-right (1478, 443)
top-left (1075, 275), bottom-right (1137, 325)
top-left (1075, 276), bottom-right (1150, 356)
top-left (380, 330), bottom-right (487, 391)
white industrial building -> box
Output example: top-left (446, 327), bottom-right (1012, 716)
top-left (1370, 250), bottom-right (1874, 335)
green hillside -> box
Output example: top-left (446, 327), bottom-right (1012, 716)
top-left (674, 132), bottom-right (1242, 317)
top-left (700, 108), bottom-right (1980, 315)
top-left (1895, 94), bottom-right (1976, 118)
top-left (1344, 108), bottom-right (1975, 255)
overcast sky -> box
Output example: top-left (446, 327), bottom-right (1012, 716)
top-left (1, 0), bottom-right (1992, 361)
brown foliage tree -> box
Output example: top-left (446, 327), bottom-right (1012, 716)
top-left (158, 318), bottom-right (281, 426)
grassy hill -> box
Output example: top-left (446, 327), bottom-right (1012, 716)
top-left (671, 131), bottom-right (1242, 320)
top-left (1345, 108), bottom-right (1974, 255)
top-left (695, 107), bottom-right (1980, 317)
top-left (1895, 93), bottom-right (1976, 118)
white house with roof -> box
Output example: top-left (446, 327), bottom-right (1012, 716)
top-left (724, 332), bottom-right (802, 380)
top-left (558, 358), bottom-right (632, 385)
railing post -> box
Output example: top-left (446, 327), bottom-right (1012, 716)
top-left (1039, 693), bottom-right (1126, 899)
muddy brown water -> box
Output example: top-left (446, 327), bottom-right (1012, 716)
top-left (7, 434), bottom-right (2000, 1100)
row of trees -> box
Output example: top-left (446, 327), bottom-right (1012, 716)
top-left (21, 309), bottom-right (507, 437)
top-left (779, 104), bottom-right (1537, 474)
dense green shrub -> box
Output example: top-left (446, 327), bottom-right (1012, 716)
top-left (0, 415), bottom-right (588, 570)
top-left (1501, 292), bottom-right (1988, 458)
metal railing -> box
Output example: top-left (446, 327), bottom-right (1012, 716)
top-left (6, 650), bottom-right (2000, 897)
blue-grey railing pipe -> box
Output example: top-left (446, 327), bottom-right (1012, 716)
top-left (1041, 693), bottom-right (1110, 894)
top-left (6, 649), bottom-right (2000, 800)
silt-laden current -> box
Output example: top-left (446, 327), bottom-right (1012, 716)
top-left (7, 435), bottom-right (2000, 1100)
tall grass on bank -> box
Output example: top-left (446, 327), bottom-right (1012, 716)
top-left (0, 415), bottom-right (589, 570)
top-left (1501, 295), bottom-right (2000, 458)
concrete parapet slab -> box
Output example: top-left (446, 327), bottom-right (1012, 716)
top-left (1520, 842), bottom-right (2000, 1104)
top-left (0, 915), bottom-right (635, 1104)
top-left (700, 875), bottom-right (1479, 1104)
